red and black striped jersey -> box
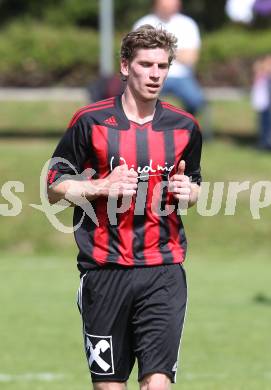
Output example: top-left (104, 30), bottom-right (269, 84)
top-left (48, 95), bottom-right (202, 271)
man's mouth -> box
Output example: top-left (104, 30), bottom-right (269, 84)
top-left (146, 83), bottom-right (160, 89)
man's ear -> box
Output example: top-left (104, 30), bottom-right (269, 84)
top-left (120, 59), bottom-right (129, 78)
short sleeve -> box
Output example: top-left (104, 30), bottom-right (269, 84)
top-left (181, 123), bottom-right (202, 185)
top-left (175, 17), bottom-right (201, 50)
top-left (47, 117), bottom-right (91, 185)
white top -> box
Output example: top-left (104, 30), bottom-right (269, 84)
top-left (251, 76), bottom-right (270, 111)
top-left (133, 13), bottom-right (201, 78)
top-left (225, 0), bottom-right (256, 24)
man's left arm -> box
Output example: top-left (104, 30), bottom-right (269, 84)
top-left (175, 48), bottom-right (200, 68)
top-left (174, 18), bottom-right (201, 69)
top-left (169, 123), bottom-right (202, 208)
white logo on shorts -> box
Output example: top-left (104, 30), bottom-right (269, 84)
top-left (85, 334), bottom-right (114, 375)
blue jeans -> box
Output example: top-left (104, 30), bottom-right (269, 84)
top-left (258, 109), bottom-right (271, 149)
top-left (162, 74), bottom-right (205, 115)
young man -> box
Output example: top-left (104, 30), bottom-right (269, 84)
top-left (47, 25), bottom-right (202, 390)
top-left (133, 0), bottom-right (205, 115)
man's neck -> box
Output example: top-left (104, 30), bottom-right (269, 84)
top-left (122, 89), bottom-right (157, 125)
top-left (155, 11), bottom-right (176, 22)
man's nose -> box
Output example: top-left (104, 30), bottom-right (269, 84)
top-left (150, 64), bottom-right (159, 79)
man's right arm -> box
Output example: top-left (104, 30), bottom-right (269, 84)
top-left (47, 179), bottom-right (105, 205)
top-left (47, 165), bottom-right (138, 205)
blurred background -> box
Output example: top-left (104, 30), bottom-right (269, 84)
top-left (0, 1), bottom-right (271, 389)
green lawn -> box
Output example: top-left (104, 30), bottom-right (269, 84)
top-left (0, 101), bottom-right (82, 135)
top-left (0, 139), bottom-right (75, 255)
top-left (208, 97), bottom-right (256, 136)
top-left (0, 253), bottom-right (270, 390)
top-left (0, 97), bottom-right (257, 136)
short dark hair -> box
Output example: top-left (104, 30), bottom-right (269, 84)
top-left (120, 24), bottom-right (177, 65)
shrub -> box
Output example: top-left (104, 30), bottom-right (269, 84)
top-left (0, 22), bottom-right (100, 86)
top-left (1, 23), bottom-right (271, 87)
top-left (199, 26), bottom-right (271, 86)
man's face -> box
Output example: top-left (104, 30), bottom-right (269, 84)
top-left (155, 0), bottom-right (181, 19)
top-left (121, 48), bottom-right (170, 102)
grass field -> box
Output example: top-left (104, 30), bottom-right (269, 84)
top-left (0, 97), bottom-right (257, 136)
top-left (1, 98), bottom-right (271, 389)
top-left (0, 253), bottom-right (271, 390)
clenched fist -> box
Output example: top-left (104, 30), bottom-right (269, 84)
top-left (105, 164), bottom-right (138, 198)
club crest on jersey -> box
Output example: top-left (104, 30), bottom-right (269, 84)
top-left (84, 333), bottom-right (114, 375)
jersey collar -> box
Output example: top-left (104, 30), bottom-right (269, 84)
top-left (115, 95), bottom-right (164, 130)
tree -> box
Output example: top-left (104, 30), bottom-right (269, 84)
top-left (0, 0), bottom-right (245, 32)
top-left (0, 0), bottom-right (99, 28)
top-left (183, 0), bottom-right (228, 31)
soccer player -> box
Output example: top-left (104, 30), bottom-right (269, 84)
top-left (133, 0), bottom-right (205, 116)
top-left (47, 25), bottom-right (202, 390)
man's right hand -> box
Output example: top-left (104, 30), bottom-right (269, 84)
top-left (48, 165), bottom-right (138, 204)
top-left (99, 164), bottom-right (138, 198)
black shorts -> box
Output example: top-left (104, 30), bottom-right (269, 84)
top-left (77, 263), bottom-right (187, 383)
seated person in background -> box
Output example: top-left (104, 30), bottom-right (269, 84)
top-left (251, 55), bottom-right (271, 150)
top-left (133, 0), bottom-right (205, 116)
